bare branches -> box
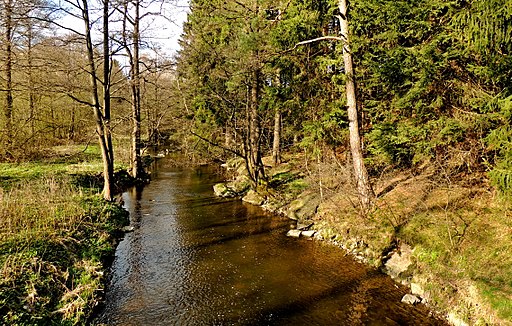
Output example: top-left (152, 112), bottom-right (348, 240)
top-left (190, 131), bottom-right (245, 159)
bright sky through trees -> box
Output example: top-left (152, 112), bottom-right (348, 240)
top-left (56, 0), bottom-right (189, 57)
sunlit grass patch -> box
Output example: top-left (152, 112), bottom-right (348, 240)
top-left (0, 164), bottom-right (128, 324)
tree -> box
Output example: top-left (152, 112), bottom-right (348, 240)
top-left (80, 0), bottom-right (115, 200)
top-left (293, 0), bottom-right (374, 210)
top-left (1, 0), bottom-right (14, 156)
top-left (338, 0), bottom-right (373, 210)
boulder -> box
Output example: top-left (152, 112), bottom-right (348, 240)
top-left (383, 244), bottom-right (413, 279)
top-left (226, 175), bottom-right (251, 194)
top-left (213, 183), bottom-right (237, 198)
top-left (410, 282), bottom-right (425, 297)
top-left (401, 294), bottom-right (420, 305)
top-left (242, 190), bottom-right (265, 206)
top-left (286, 192), bottom-right (321, 221)
top-left (301, 230), bottom-right (316, 238)
top-left (286, 229), bottom-right (302, 238)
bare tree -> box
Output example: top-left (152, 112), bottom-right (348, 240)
top-left (1, 0), bottom-right (14, 155)
top-left (80, 0), bottom-right (115, 200)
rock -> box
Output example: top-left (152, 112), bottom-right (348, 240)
top-left (242, 190), bottom-right (265, 206)
top-left (302, 230), bottom-right (316, 238)
top-left (401, 294), bottom-right (420, 305)
top-left (286, 192), bottom-right (321, 221)
top-left (286, 229), bottom-right (302, 238)
top-left (383, 244), bottom-right (413, 279)
top-left (213, 183), bottom-right (237, 198)
top-left (297, 222), bottom-right (314, 231)
top-left (410, 283), bottom-right (425, 297)
top-left (226, 175), bottom-right (251, 194)
top-left (122, 226), bottom-right (135, 233)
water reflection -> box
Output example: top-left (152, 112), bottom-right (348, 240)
top-left (95, 164), bottom-right (445, 325)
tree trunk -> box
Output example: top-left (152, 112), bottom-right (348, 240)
top-left (82, 0), bottom-right (113, 201)
top-left (338, 0), bottom-right (373, 211)
top-left (103, 0), bottom-right (114, 193)
top-left (248, 69), bottom-right (264, 185)
top-left (272, 107), bottom-right (281, 165)
top-left (130, 0), bottom-right (143, 179)
top-left (3, 0), bottom-right (13, 152)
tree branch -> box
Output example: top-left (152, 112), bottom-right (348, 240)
top-left (190, 131), bottom-right (245, 159)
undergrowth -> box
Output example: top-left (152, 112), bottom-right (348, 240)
top-left (0, 147), bottom-right (129, 325)
top-left (259, 150), bottom-right (512, 324)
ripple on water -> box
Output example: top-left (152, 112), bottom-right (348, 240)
top-left (95, 165), bottom-right (446, 326)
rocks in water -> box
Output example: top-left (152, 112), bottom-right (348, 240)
top-left (401, 294), bottom-right (421, 305)
top-left (286, 229), bottom-right (316, 238)
top-left (242, 190), bottom-right (265, 206)
top-left (383, 244), bottom-right (413, 279)
top-left (213, 183), bottom-right (237, 198)
top-left (286, 229), bottom-right (302, 238)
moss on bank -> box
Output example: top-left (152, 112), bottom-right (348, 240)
top-left (0, 146), bottom-right (130, 325)
top-left (220, 155), bottom-right (512, 325)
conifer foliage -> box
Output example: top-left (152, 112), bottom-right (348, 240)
top-left (177, 0), bottom-right (512, 195)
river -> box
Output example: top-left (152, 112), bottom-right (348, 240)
top-left (94, 160), bottom-right (445, 325)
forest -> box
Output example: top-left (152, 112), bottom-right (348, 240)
top-left (1, 0), bottom-right (511, 324)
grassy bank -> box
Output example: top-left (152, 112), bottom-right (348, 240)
top-left (222, 154), bottom-right (512, 325)
top-left (0, 145), bottom-right (130, 325)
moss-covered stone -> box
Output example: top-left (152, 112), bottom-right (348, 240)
top-left (286, 192), bottom-right (321, 221)
top-left (213, 183), bottom-right (237, 198)
top-left (242, 190), bottom-right (265, 206)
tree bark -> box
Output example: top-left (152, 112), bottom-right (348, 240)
top-left (248, 69), bottom-right (264, 184)
top-left (82, 0), bottom-right (113, 201)
top-left (127, 0), bottom-right (142, 179)
top-left (103, 0), bottom-right (115, 193)
top-left (3, 0), bottom-right (13, 152)
top-left (272, 107), bottom-right (281, 165)
top-left (338, 0), bottom-right (373, 211)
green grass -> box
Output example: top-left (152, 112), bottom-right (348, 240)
top-left (0, 145), bottom-right (130, 325)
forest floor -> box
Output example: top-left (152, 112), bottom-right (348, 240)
top-left (219, 153), bottom-right (512, 325)
top-left (0, 145), bottom-right (132, 325)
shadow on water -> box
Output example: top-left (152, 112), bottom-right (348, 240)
top-left (94, 160), bottom-right (446, 326)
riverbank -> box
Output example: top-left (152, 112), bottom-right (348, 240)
top-left (215, 154), bottom-right (512, 325)
top-left (0, 145), bottom-right (133, 325)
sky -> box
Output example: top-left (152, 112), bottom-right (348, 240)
top-left (56, 0), bottom-right (190, 60)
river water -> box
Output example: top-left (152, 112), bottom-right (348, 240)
top-left (95, 160), bottom-right (445, 325)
